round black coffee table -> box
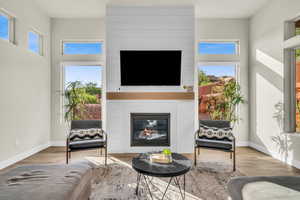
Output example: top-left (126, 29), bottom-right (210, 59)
top-left (132, 153), bottom-right (192, 200)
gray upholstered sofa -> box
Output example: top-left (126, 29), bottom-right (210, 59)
top-left (194, 120), bottom-right (236, 171)
top-left (228, 176), bottom-right (300, 200)
top-left (66, 120), bottom-right (107, 165)
top-left (0, 160), bottom-right (94, 200)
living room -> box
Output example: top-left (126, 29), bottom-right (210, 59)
top-left (1, 0), bottom-right (300, 199)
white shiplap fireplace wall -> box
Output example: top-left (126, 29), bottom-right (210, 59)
top-left (106, 6), bottom-right (195, 153)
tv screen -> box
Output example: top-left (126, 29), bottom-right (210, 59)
top-left (120, 50), bottom-right (182, 86)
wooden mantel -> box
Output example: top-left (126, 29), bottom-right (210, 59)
top-left (106, 92), bottom-right (195, 100)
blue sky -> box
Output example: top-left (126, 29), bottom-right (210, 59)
top-left (198, 42), bottom-right (236, 77)
top-left (199, 65), bottom-right (235, 77)
top-left (28, 31), bottom-right (39, 53)
top-left (0, 14), bottom-right (9, 40)
top-left (64, 43), bottom-right (103, 87)
top-left (65, 66), bottom-right (102, 87)
top-left (1, 14), bottom-right (40, 53)
top-left (198, 42), bottom-right (236, 54)
top-left (64, 43), bottom-right (103, 54)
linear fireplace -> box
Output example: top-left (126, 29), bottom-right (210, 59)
top-left (131, 113), bottom-right (170, 146)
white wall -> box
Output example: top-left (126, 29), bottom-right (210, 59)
top-left (50, 18), bottom-right (105, 143)
top-left (249, 0), bottom-right (300, 168)
top-left (196, 19), bottom-right (249, 145)
top-left (106, 6), bottom-right (195, 153)
top-left (0, 0), bottom-right (51, 168)
top-left (106, 6), bottom-right (195, 92)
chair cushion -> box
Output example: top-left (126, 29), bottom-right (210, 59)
top-left (196, 138), bottom-right (233, 151)
top-left (71, 120), bottom-right (101, 129)
top-left (69, 139), bottom-right (105, 150)
top-left (199, 120), bottom-right (230, 129)
top-left (70, 128), bottom-right (103, 141)
top-left (198, 124), bottom-right (234, 141)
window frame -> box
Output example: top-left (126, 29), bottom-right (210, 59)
top-left (198, 40), bottom-right (240, 56)
top-left (61, 40), bottom-right (104, 56)
top-left (28, 29), bottom-right (43, 56)
top-left (60, 61), bottom-right (105, 123)
top-left (196, 39), bottom-right (241, 129)
top-left (0, 9), bottom-right (15, 44)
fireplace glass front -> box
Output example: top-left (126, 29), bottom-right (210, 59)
top-left (131, 113), bottom-right (170, 146)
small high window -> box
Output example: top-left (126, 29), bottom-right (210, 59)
top-left (63, 42), bottom-right (103, 55)
top-left (198, 41), bottom-right (239, 55)
top-left (28, 30), bottom-right (43, 55)
top-left (295, 20), bottom-right (300, 36)
top-left (0, 10), bottom-right (14, 43)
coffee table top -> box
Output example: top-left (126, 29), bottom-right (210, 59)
top-left (132, 153), bottom-right (192, 177)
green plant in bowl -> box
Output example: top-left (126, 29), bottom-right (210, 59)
top-left (162, 149), bottom-right (172, 156)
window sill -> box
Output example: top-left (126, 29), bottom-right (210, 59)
top-left (26, 48), bottom-right (45, 58)
top-left (282, 132), bottom-right (300, 137)
top-left (0, 38), bottom-right (16, 47)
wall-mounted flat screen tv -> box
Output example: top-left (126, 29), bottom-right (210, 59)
top-left (120, 50), bottom-right (182, 86)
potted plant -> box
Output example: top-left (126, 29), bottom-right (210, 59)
top-left (206, 79), bottom-right (245, 128)
top-left (64, 81), bottom-right (86, 122)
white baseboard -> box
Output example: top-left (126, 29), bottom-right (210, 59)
top-left (0, 142), bottom-right (51, 170)
top-left (51, 141), bottom-right (65, 147)
top-left (248, 142), bottom-right (271, 155)
top-left (4, 140), bottom-right (299, 170)
top-left (291, 158), bottom-right (300, 169)
top-left (236, 141), bottom-right (249, 147)
top-left (249, 142), bottom-right (300, 169)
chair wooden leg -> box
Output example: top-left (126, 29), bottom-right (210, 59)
top-left (66, 151), bottom-right (69, 164)
top-left (233, 150), bottom-right (236, 171)
top-left (198, 148), bottom-right (200, 155)
top-left (105, 146), bottom-right (107, 166)
top-left (194, 146), bottom-right (197, 166)
top-left (230, 152), bottom-right (232, 159)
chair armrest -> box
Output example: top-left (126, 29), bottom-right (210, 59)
top-left (102, 130), bottom-right (107, 141)
top-left (194, 130), bottom-right (199, 142)
top-left (66, 130), bottom-right (72, 140)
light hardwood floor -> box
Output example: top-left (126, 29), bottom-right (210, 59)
top-left (2, 147), bottom-right (300, 176)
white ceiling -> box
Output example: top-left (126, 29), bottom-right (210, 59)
top-left (34, 0), bottom-right (271, 19)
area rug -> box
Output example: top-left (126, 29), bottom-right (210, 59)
top-left (89, 158), bottom-right (244, 200)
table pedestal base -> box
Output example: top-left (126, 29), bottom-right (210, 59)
top-left (135, 173), bottom-right (186, 200)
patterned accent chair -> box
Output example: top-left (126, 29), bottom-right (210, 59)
top-left (194, 120), bottom-right (236, 171)
top-left (66, 120), bottom-right (107, 165)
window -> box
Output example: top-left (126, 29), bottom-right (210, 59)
top-left (0, 10), bottom-right (14, 42)
top-left (198, 64), bottom-right (238, 120)
top-left (197, 40), bottom-right (242, 124)
top-left (284, 17), bottom-right (300, 132)
top-left (63, 42), bottom-right (103, 55)
top-left (296, 20), bottom-right (300, 36)
top-left (198, 41), bottom-right (238, 55)
top-left (64, 65), bottom-right (102, 121)
top-left (296, 49), bottom-right (300, 131)
top-left (28, 30), bottom-right (43, 55)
